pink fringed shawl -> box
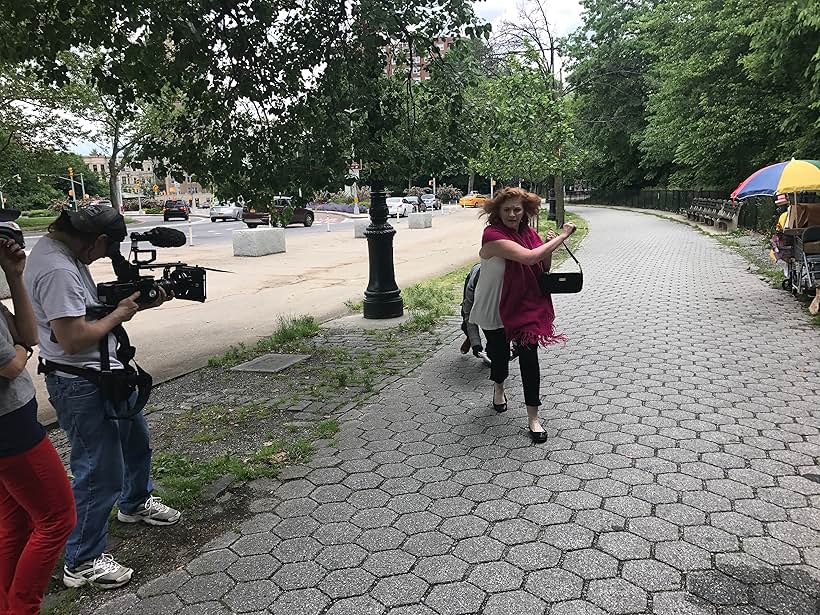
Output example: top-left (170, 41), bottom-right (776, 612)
top-left (482, 223), bottom-right (567, 347)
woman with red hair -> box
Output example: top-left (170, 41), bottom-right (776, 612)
top-left (468, 188), bottom-right (576, 442)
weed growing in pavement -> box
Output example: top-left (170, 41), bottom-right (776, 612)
top-left (315, 418), bottom-right (340, 439)
top-left (152, 433), bottom-right (318, 510)
top-left (208, 315), bottom-right (319, 367)
top-left (344, 298), bottom-right (364, 312)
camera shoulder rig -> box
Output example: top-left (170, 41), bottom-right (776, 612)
top-left (38, 321), bottom-right (152, 420)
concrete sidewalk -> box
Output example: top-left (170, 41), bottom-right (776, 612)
top-left (83, 206), bottom-right (820, 615)
top-left (19, 208), bottom-right (485, 424)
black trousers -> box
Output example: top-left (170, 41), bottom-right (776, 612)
top-left (483, 328), bottom-right (541, 407)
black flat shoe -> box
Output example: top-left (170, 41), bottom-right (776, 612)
top-left (529, 429), bottom-right (548, 443)
top-left (493, 394), bottom-right (507, 413)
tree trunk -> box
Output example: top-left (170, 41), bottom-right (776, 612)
top-left (554, 174), bottom-right (565, 227)
top-left (467, 171), bottom-right (474, 194)
top-left (108, 158), bottom-right (121, 211)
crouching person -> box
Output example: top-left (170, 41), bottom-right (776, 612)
top-left (0, 219), bottom-right (75, 615)
top-left (24, 205), bottom-right (180, 590)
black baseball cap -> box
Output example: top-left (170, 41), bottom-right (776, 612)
top-left (65, 203), bottom-right (127, 243)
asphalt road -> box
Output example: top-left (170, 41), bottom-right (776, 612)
top-left (22, 210), bottom-right (356, 253)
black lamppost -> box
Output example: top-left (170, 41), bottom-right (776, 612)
top-left (363, 181), bottom-right (403, 319)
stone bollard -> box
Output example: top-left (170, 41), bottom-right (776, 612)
top-left (232, 227), bottom-right (286, 257)
top-left (408, 212), bottom-right (433, 229)
top-left (354, 219), bottom-right (369, 239)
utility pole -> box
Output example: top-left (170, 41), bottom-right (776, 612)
top-left (79, 173), bottom-right (86, 201)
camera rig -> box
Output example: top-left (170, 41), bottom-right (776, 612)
top-left (97, 227), bottom-right (207, 308)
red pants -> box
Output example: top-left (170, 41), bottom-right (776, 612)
top-left (0, 437), bottom-right (75, 615)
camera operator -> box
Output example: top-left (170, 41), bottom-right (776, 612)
top-left (24, 204), bottom-right (181, 591)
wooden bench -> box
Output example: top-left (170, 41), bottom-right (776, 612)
top-left (686, 198), bottom-right (741, 232)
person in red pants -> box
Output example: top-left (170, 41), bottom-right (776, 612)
top-left (0, 222), bottom-right (75, 615)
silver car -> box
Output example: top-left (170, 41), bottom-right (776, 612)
top-left (209, 201), bottom-right (243, 222)
top-left (421, 193), bottom-right (441, 210)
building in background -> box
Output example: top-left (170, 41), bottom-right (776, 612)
top-left (82, 156), bottom-right (214, 207)
top-left (386, 36), bottom-right (454, 82)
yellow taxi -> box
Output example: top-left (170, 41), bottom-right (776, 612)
top-left (459, 191), bottom-right (487, 207)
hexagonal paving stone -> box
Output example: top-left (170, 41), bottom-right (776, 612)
top-left (541, 523), bottom-right (595, 550)
top-left (357, 527), bottom-right (407, 552)
top-left (587, 578), bottom-right (647, 614)
top-left (319, 567), bottom-right (376, 599)
top-left (226, 554), bottom-right (279, 582)
top-left (525, 568), bottom-right (583, 602)
top-left (324, 596), bottom-right (384, 615)
top-left (506, 541), bottom-right (561, 571)
top-left (521, 502), bottom-right (572, 525)
top-left (222, 580), bottom-right (281, 612)
top-left (452, 535), bottom-right (506, 564)
top-left (412, 554), bottom-right (469, 584)
top-left (562, 548), bottom-right (618, 580)
top-left (272, 561), bottom-right (324, 591)
top-left (439, 515), bottom-right (488, 540)
top-left (683, 526), bottom-right (739, 553)
top-left (482, 590), bottom-right (546, 615)
top-left (686, 570), bottom-right (749, 606)
top-left (655, 541), bottom-right (712, 572)
top-left (371, 573), bottom-right (429, 607)
top-left (467, 561), bottom-right (524, 592)
top-left (622, 559), bottom-right (681, 592)
top-left (363, 550), bottom-right (417, 577)
top-left (489, 518), bottom-right (539, 545)
top-left (742, 537), bottom-right (801, 566)
top-left (267, 588), bottom-right (329, 615)
top-left (598, 531), bottom-right (651, 560)
top-left (177, 572), bottom-right (234, 604)
top-left (315, 543), bottom-right (368, 571)
top-left (424, 582), bottom-right (486, 615)
top-left (652, 591), bottom-right (717, 615)
top-left (402, 531), bottom-right (453, 557)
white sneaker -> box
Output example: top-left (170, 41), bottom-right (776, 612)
top-left (476, 350), bottom-right (492, 367)
top-left (63, 553), bottom-right (133, 589)
top-left (118, 495), bottom-right (181, 526)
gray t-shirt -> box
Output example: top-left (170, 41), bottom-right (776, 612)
top-left (0, 309), bottom-right (36, 416)
top-left (24, 236), bottom-right (122, 370)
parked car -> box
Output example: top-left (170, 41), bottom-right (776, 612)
top-left (210, 200), bottom-right (244, 222)
top-left (421, 193), bottom-right (441, 210)
top-left (386, 197), bottom-right (411, 218)
top-left (244, 197), bottom-right (315, 228)
top-left (89, 199), bottom-right (113, 208)
top-left (459, 191), bottom-right (487, 208)
top-left (163, 200), bottom-right (189, 221)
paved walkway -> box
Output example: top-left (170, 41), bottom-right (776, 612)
top-left (93, 207), bottom-right (820, 615)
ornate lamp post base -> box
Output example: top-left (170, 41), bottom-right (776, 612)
top-left (363, 184), bottom-right (404, 319)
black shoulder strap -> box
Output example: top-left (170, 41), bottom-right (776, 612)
top-left (562, 244), bottom-right (582, 272)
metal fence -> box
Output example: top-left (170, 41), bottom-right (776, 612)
top-left (584, 189), bottom-right (787, 233)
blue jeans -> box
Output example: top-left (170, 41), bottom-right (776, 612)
top-left (45, 374), bottom-right (153, 569)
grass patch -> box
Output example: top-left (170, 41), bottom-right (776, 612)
top-left (315, 418), bottom-right (340, 439)
top-left (208, 315), bottom-right (319, 367)
top-left (152, 436), bottom-right (316, 510)
top-left (345, 298), bottom-right (363, 312)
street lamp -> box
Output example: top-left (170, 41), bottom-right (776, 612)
top-left (363, 181), bottom-right (404, 319)
top-left (0, 174), bottom-right (21, 209)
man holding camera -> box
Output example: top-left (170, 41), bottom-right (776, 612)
top-left (24, 204), bottom-right (180, 590)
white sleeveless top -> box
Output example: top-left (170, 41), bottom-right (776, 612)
top-left (468, 256), bottom-right (505, 330)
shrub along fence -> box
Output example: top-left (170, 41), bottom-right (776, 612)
top-left (585, 189), bottom-right (793, 234)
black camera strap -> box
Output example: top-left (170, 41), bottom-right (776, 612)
top-left (39, 324), bottom-right (152, 420)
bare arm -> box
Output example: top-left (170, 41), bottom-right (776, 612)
top-left (0, 345), bottom-right (28, 379)
top-left (0, 240), bottom-right (38, 347)
top-left (480, 225), bottom-right (575, 266)
top-left (49, 292), bottom-right (140, 355)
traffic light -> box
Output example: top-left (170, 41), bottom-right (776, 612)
top-left (152, 184), bottom-right (159, 193)
top-left (68, 167), bottom-right (74, 177)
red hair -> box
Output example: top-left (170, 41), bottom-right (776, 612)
top-left (482, 187), bottom-right (541, 232)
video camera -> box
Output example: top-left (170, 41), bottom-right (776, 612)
top-left (98, 227), bottom-right (207, 308)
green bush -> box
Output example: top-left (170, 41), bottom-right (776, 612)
top-left (405, 186), bottom-right (426, 197)
top-left (436, 184), bottom-right (462, 203)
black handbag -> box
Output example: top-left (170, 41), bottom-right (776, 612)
top-left (539, 244), bottom-right (583, 295)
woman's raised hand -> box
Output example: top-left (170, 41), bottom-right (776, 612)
top-left (561, 222), bottom-right (577, 236)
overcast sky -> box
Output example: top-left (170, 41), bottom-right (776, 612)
top-left (473, 0), bottom-right (584, 38)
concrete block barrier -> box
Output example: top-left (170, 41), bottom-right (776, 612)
top-left (233, 227), bottom-right (286, 257)
top-left (408, 212), bottom-right (433, 229)
top-left (354, 219), bottom-right (370, 238)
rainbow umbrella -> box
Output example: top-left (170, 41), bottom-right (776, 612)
top-left (731, 159), bottom-right (820, 200)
